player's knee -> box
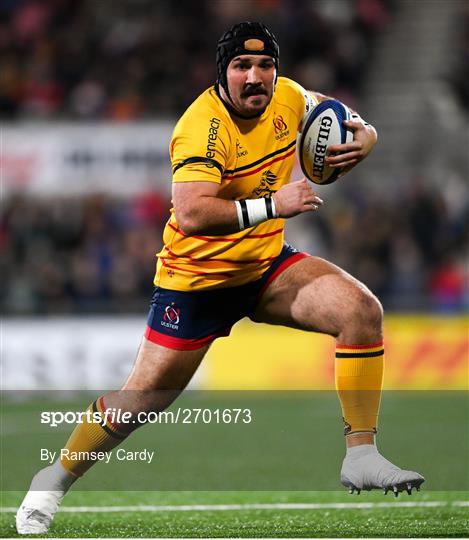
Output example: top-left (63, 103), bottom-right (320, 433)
top-left (347, 288), bottom-right (383, 334)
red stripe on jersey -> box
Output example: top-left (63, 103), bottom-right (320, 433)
top-left (168, 223), bottom-right (239, 243)
top-left (224, 147), bottom-right (296, 180)
top-left (161, 259), bottom-right (234, 278)
top-left (246, 228), bottom-right (283, 239)
top-left (163, 248), bottom-right (277, 265)
top-left (224, 140), bottom-right (296, 176)
top-left (144, 325), bottom-right (231, 351)
top-left (168, 223), bottom-right (283, 242)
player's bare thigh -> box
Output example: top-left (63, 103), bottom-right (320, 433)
top-left (251, 256), bottom-right (383, 344)
top-left (104, 337), bottom-right (209, 414)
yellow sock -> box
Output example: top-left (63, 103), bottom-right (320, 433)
top-left (60, 396), bottom-right (129, 477)
top-left (335, 341), bottom-right (384, 435)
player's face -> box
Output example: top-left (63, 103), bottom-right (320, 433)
top-left (225, 55), bottom-right (276, 116)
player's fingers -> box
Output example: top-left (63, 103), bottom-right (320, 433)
top-left (326, 151), bottom-right (362, 165)
top-left (327, 142), bottom-right (363, 154)
top-left (302, 202), bottom-right (321, 212)
top-left (301, 186), bottom-right (323, 202)
top-left (308, 196), bottom-right (323, 206)
top-left (303, 190), bottom-right (324, 204)
top-left (328, 158), bottom-right (359, 169)
top-left (343, 119), bottom-right (364, 130)
top-left (302, 195), bottom-right (323, 210)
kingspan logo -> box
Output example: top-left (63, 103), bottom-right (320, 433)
top-left (205, 117), bottom-right (221, 167)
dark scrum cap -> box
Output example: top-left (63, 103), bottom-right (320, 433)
top-left (216, 22), bottom-right (279, 95)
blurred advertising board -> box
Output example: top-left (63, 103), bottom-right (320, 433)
top-left (2, 316), bottom-right (467, 391)
top-left (1, 122), bottom-right (174, 196)
top-left (206, 316), bottom-right (468, 390)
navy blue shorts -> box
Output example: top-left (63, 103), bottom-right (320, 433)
top-left (145, 244), bottom-right (309, 350)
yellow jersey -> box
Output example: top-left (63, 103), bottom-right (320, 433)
top-left (155, 77), bottom-right (317, 291)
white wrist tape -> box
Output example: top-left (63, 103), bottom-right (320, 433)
top-left (235, 198), bottom-right (277, 230)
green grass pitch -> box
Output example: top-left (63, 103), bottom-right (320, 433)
top-left (1, 392), bottom-right (468, 536)
top-left (1, 490), bottom-right (468, 537)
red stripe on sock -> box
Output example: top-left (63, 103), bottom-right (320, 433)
top-left (98, 396), bottom-right (123, 432)
top-left (336, 340), bottom-right (384, 350)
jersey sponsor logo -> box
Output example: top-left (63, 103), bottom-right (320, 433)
top-left (205, 117), bottom-right (221, 167)
top-left (161, 304), bottom-right (180, 330)
top-left (273, 115), bottom-right (289, 140)
top-left (252, 169), bottom-right (277, 198)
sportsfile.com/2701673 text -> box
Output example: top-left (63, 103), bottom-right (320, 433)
top-left (40, 408), bottom-right (253, 427)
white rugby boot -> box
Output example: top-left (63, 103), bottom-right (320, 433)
top-left (16, 461), bottom-right (76, 534)
top-left (341, 444), bottom-right (425, 496)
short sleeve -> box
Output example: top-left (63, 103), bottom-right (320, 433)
top-left (290, 81), bottom-right (319, 133)
top-left (278, 78), bottom-right (320, 133)
top-left (170, 107), bottom-right (231, 184)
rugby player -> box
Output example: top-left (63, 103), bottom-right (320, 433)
top-left (17, 22), bottom-right (424, 534)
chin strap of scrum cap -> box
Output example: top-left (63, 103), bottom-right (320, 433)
top-left (216, 21), bottom-right (279, 104)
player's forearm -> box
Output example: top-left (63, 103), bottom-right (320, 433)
top-left (176, 195), bottom-right (281, 236)
top-left (174, 181), bottom-right (323, 236)
top-left (175, 195), bottom-right (242, 236)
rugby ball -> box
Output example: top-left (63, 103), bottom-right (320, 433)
top-left (299, 99), bottom-right (353, 185)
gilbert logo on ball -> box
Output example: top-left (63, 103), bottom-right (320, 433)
top-left (299, 99), bottom-right (353, 185)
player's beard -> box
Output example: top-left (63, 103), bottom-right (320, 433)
top-left (238, 85), bottom-right (271, 116)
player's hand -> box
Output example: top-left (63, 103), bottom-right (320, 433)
top-left (325, 119), bottom-right (377, 177)
top-left (273, 178), bottom-right (323, 218)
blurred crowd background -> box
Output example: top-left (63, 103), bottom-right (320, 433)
top-left (0, 0), bottom-right (397, 119)
top-left (1, 0), bottom-right (468, 315)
